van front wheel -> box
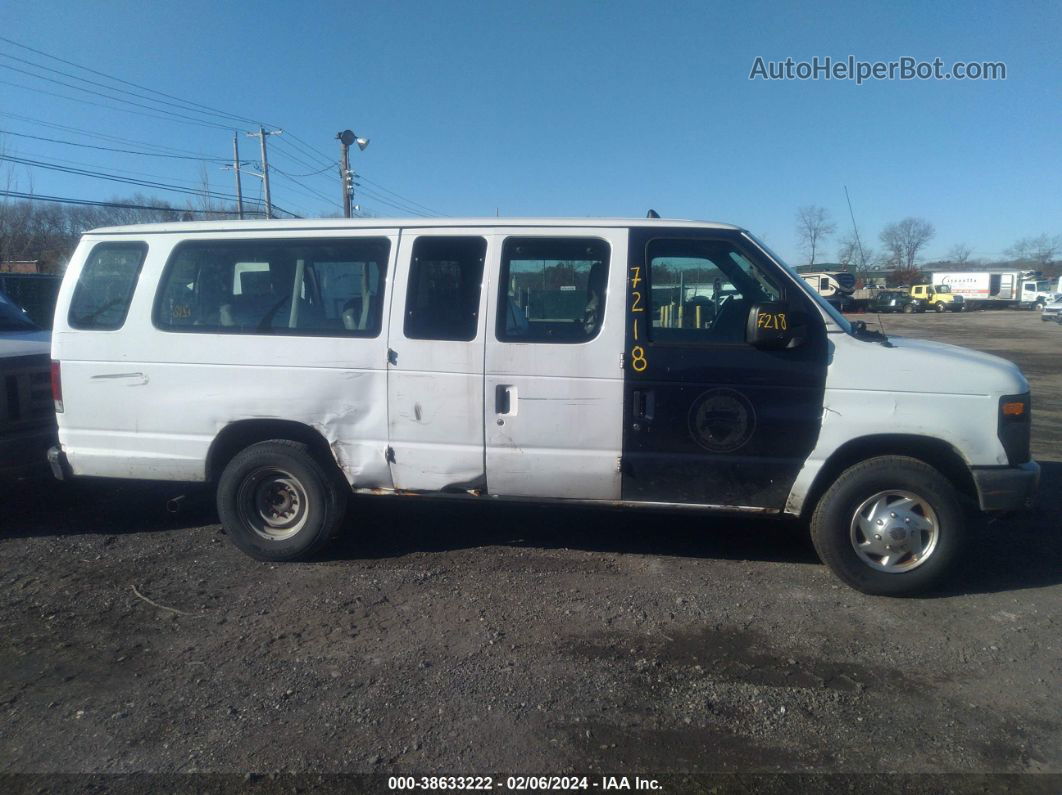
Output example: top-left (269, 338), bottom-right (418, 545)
top-left (217, 440), bottom-right (348, 561)
top-left (810, 456), bottom-right (964, 596)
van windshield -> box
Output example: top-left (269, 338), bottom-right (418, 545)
top-left (0, 290), bottom-right (40, 332)
top-left (741, 233), bottom-right (853, 333)
top-left (935, 284), bottom-right (951, 294)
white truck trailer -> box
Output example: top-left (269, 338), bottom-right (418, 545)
top-left (933, 271), bottom-right (1057, 310)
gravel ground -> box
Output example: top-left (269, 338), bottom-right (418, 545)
top-left (1, 309), bottom-right (1059, 790)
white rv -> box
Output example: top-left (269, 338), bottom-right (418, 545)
top-left (48, 219), bottom-right (1039, 595)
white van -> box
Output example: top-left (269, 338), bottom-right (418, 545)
top-left (48, 219), bottom-right (1039, 595)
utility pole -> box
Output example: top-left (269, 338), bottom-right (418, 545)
top-left (338, 134), bottom-right (351, 218)
top-left (337, 130), bottom-right (369, 218)
top-left (247, 127), bottom-right (282, 218)
top-left (232, 132), bottom-right (244, 220)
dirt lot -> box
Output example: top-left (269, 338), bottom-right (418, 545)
top-left (1, 310), bottom-right (1059, 789)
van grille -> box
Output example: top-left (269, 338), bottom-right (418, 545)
top-left (1, 354), bottom-right (54, 427)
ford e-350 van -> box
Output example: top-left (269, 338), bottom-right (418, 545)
top-left (48, 218), bottom-right (1039, 595)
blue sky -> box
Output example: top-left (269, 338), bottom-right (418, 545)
top-left (1, 0), bottom-right (1059, 263)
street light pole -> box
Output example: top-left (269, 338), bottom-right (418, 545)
top-left (337, 130), bottom-right (369, 219)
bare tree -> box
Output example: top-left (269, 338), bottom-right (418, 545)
top-left (879, 217), bottom-right (935, 270)
top-left (1007, 234), bottom-right (1059, 269)
top-left (947, 243), bottom-right (973, 266)
top-left (795, 205), bottom-right (836, 266)
top-left (837, 234), bottom-right (877, 284)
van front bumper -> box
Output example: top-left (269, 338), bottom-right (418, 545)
top-left (971, 461), bottom-right (1040, 512)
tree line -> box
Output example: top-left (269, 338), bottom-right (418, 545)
top-left (795, 204), bottom-right (1061, 286)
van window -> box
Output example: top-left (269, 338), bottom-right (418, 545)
top-left (153, 238), bottom-right (390, 336)
top-left (648, 238), bottom-right (782, 344)
top-left (404, 237), bottom-right (486, 341)
top-left (497, 238), bottom-right (609, 343)
top-left (68, 242), bottom-right (147, 330)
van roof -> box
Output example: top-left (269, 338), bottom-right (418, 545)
top-left (83, 217), bottom-right (744, 235)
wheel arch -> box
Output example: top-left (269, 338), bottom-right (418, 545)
top-left (206, 419), bottom-right (340, 484)
top-left (797, 434), bottom-right (977, 520)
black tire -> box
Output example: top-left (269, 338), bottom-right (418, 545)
top-left (809, 456), bottom-right (965, 596)
top-left (216, 439), bottom-right (349, 561)
top-left (902, 303), bottom-right (914, 314)
top-left (934, 302), bottom-right (946, 313)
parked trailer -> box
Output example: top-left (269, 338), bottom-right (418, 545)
top-left (800, 271), bottom-right (856, 310)
top-left (933, 271), bottom-right (1056, 310)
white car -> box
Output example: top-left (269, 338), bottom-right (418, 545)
top-left (1040, 294), bottom-right (1062, 322)
top-left (0, 290), bottom-right (56, 475)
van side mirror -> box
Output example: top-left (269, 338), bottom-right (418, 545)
top-left (746, 302), bottom-right (796, 349)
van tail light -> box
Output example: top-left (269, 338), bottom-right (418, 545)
top-left (51, 360), bottom-right (64, 413)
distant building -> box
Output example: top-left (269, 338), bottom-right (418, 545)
top-left (0, 260), bottom-right (42, 274)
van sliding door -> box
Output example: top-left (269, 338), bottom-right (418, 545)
top-left (483, 229), bottom-right (627, 499)
top-left (385, 231), bottom-right (493, 492)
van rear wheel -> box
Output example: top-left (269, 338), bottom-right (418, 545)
top-left (217, 440), bottom-right (348, 561)
top-left (809, 456), bottom-right (964, 596)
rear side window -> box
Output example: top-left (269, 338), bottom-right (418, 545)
top-left (68, 242), bottom-right (147, 330)
top-left (497, 237), bottom-right (609, 343)
top-left (153, 238), bottom-right (391, 337)
top-left (404, 237), bottom-right (486, 341)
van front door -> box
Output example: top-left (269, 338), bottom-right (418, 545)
top-left (483, 229), bottom-right (627, 499)
top-left (385, 231), bottom-right (492, 492)
top-left (620, 229), bottom-right (828, 509)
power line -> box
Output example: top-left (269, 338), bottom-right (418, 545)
top-left (268, 162), bottom-right (334, 178)
top-left (0, 190), bottom-right (248, 216)
top-left (0, 64), bottom-right (233, 129)
top-left (9, 147), bottom-right (253, 193)
top-left (0, 128), bottom-right (230, 162)
top-left (0, 111), bottom-right (229, 158)
top-left (0, 34), bottom-right (266, 128)
top-left (357, 173), bottom-right (444, 216)
top-left (0, 154), bottom-right (300, 217)
top-left (0, 51), bottom-right (251, 129)
top-left (0, 78), bottom-right (233, 131)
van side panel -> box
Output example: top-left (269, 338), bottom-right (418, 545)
top-left (53, 231), bottom-right (399, 487)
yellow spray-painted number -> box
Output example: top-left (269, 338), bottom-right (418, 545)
top-left (629, 265), bottom-right (648, 373)
top-left (631, 345), bottom-right (648, 372)
top-left (756, 312), bottom-right (788, 330)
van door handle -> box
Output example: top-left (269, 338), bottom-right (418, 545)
top-left (633, 389), bottom-right (654, 421)
top-left (495, 384), bottom-right (512, 415)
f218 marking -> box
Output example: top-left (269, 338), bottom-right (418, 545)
top-left (757, 312), bottom-right (787, 330)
